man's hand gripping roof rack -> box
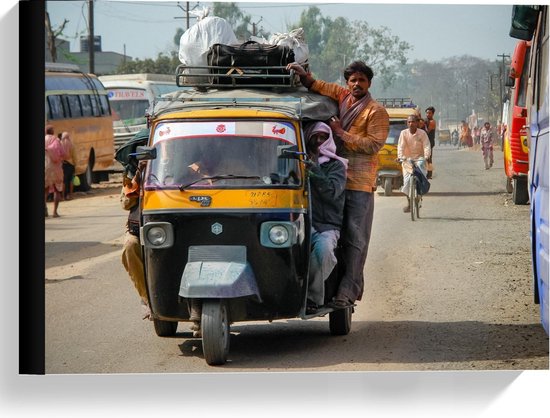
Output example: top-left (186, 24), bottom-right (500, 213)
top-left (176, 64), bottom-right (298, 89)
top-left (151, 93), bottom-right (304, 120)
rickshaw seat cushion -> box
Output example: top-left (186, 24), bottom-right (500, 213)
top-left (179, 261), bottom-right (261, 299)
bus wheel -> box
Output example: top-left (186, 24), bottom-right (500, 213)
top-left (512, 177), bottom-right (529, 205)
top-left (78, 162), bottom-right (94, 192)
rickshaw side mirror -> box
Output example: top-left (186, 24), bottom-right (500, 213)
top-left (277, 145), bottom-right (306, 160)
top-left (132, 146), bottom-right (157, 161)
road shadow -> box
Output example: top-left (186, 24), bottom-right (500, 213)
top-left (176, 319), bottom-right (548, 370)
top-left (427, 191), bottom-right (506, 197)
top-left (45, 241), bottom-right (122, 268)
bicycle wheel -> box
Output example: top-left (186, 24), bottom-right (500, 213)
top-left (409, 175), bottom-right (416, 221)
top-left (415, 193), bottom-right (421, 218)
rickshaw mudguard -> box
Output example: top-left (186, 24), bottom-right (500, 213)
top-left (377, 169), bottom-right (402, 178)
top-left (179, 261), bottom-right (262, 300)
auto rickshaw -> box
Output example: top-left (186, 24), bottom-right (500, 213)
top-left (376, 98), bottom-right (420, 196)
top-left (133, 66), bottom-right (353, 365)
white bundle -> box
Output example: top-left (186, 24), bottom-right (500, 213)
top-left (268, 28), bottom-right (309, 65)
top-left (178, 13), bottom-right (238, 67)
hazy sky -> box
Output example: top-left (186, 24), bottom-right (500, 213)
top-left (46, 0), bottom-right (519, 63)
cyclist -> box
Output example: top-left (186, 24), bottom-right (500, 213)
top-left (397, 114), bottom-right (431, 213)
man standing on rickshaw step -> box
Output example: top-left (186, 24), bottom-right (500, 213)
top-left (397, 114), bottom-right (431, 213)
top-left (286, 60), bottom-right (389, 308)
top-left (303, 122), bottom-right (347, 314)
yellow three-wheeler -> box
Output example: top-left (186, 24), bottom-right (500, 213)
top-left (134, 68), bottom-right (353, 365)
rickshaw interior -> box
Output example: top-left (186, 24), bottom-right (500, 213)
top-left (145, 120), bottom-right (302, 189)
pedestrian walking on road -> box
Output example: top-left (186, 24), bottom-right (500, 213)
top-left (423, 106), bottom-right (436, 179)
top-left (45, 125), bottom-right (66, 217)
top-left (480, 122), bottom-right (495, 169)
top-left (61, 131), bottom-right (77, 200)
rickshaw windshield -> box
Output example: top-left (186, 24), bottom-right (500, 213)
top-left (386, 120), bottom-right (407, 145)
top-left (144, 120), bottom-right (301, 189)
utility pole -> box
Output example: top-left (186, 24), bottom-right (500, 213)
top-left (175, 2), bottom-right (199, 30)
top-left (252, 17), bottom-right (263, 37)
top-left (88, 0), bottom-right (95, 73)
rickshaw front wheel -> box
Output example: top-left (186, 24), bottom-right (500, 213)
top-left (329, 307), bottom-right (352, 335)
top-left (383, 177), bottom-right (393, 196)
top-left (202, 299), bottom-right (230, 366)
top-left (153, 319), bottom-right (178, 337)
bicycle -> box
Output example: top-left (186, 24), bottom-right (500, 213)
top-left (399, 158), bottom-right (425, 221)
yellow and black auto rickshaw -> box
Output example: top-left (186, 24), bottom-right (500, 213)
top-left (133, 65), bottom-right (353, 365)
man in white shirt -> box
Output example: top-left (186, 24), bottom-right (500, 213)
top-left (397, 114), bottom-right (431, 212)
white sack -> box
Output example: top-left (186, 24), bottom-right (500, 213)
top-left (268, 28), bottom-right (309, 65)
top-left (178, 15), bottom-right (238, 66)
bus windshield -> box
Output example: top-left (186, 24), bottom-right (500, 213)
top-left (145, 120), bottom-right (301, 189)
top-left (107, 88), bottom-right (149, 125)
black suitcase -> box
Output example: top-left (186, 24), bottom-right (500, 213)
top-left (207, 41), bottom-right (295, 86)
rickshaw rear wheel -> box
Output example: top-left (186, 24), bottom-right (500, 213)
top-left (329, 307), bottom-right (352, 335)
top-left (383, 177), bottom-right (392, 196)
top-left (201, 299), bottom-right (230, 366)
top-left (153, 319), bottom-right (178, 337)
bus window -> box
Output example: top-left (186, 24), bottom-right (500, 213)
top-left (47, 95), bottom-right (65, 120)
top-left (79, 94), bottom-right (93, 117)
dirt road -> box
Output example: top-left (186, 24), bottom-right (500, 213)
top-left (44, 145), bottom-right (548, 373)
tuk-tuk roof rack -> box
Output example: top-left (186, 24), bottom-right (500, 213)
top-left (377, 97), bottom-right (417, 108)
top-left (175, 64), bottom-right (298, 89)
top-left (150, 92), bottom-right (304, 120)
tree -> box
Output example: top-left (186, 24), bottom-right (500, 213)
top-left (292, 7), bottom-right (411, 85)
top-left (115, 53), bottom-right (180, 75)
top-left (45, 11), bottom-right (69, 62)
top-left (352, 21), bottom-right (410, 89)
top-left (372, 56), bottom-right (503, 127)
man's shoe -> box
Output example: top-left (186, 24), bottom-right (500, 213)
top-left (191, 321), bottom-right (202, 337)
top-left (189, 299), bottom-right (202, 321)
top-left (403, 205), bottom-right (411, 213)
top-left (327, 298), bottom-right (351, 309)
top-left (306, 305), bottom-right (318, 315)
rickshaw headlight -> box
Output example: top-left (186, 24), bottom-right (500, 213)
top-left (260, 222), bottom-right (297, 248)
top-left (147, 227), bottom-right (167, 246)
top-left (269, 226), bottom-right (289, 245)
top-left (141, 222), bottom-right (174, 249)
